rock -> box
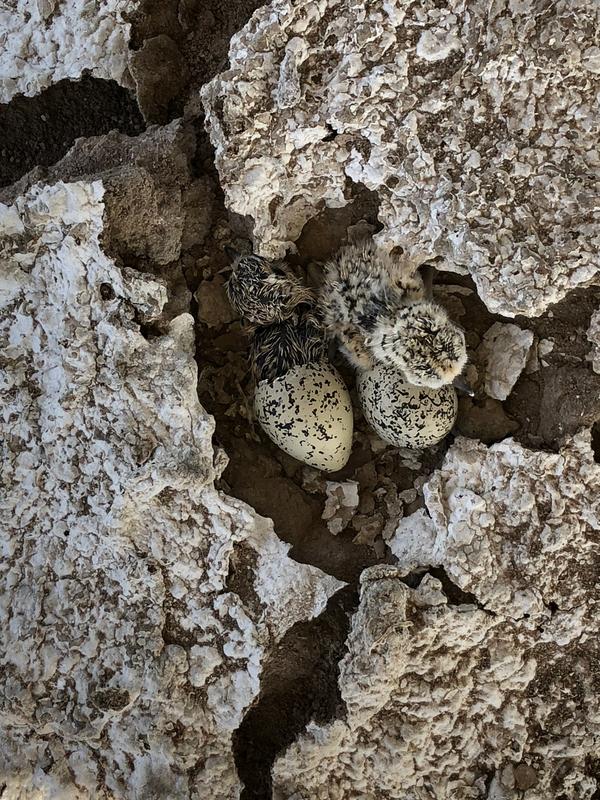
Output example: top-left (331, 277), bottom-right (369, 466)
top-left (273, 433), bottom-right (600, 798)
top-left (513, 764), bottom-right (538, 791)
top-left (0, 180), bottom-right (343, 798)
top-left (351, 512), bottom-right (384, 547)
top-left (195, 277), bottom-right (237, 328)
top-left (0, 120), bottom-right (208, 270)
top-left (129, 34), bottom-right (188, 123)
top-left (322, 480), bottom-right (360, 535)
top-left (391, 433), bottom-right (599, 620)
top-left (538, 338), bottom-right (555, 358)
top-left (201, 0), bottom-right (600, 317)
top-left (0, 0), bottom-right (136, 102)
top-left (524, 337), bottom-right (541, 374)
top-left (455, 396), bottom-right (520, 443)
top-left (478, 322), bottom-right (534, 400)
top-left (587, 309), bottom-right (600, 373)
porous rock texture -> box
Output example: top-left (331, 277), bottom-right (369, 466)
top-left (478, 322), bottom-right (534, 401)
top-left (0, 120), bottom-right (214, 322)
top-left (273, 434), bottom-right (600, 799)
top-left (0, 180), bottom-right (343, 798)
top-left (587, 309), bottom-right (600, 374)
top-left (202, 0), bottom-right (600, 316)
top-left (0, 0), bottom-right (138, 103)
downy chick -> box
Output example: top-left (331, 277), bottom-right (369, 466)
top-left (225, 248), bottom-right (314, 328)
top-left (250, 306), bottom-right (326, 383)
top-left (320, 242), bottom-right (468, 389)
top-left (223, 247), bottom-right (327, 382)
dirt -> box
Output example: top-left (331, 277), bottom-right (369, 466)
top-left (0, 75), bottom-right (144, 187)
top-left (2, 7), bottom-right (600, 797)
top-left (233, 588), bottom-right (354, 800)
top-left (127, 0), bottom-right (267, 122)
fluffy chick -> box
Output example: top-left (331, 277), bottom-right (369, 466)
top-left (366, 301), bottom-right (468, 388)
top-left (225, 251), bottom-right (314, 328)
top-left (223, 248), bottom-right (327, 383)
top-left (320, 242), bottom-right (467, 388)
top-left (250, 306), bottom-right (326, 383)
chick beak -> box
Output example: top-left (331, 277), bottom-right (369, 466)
top-left (452, 374), bottom-right (475, 397)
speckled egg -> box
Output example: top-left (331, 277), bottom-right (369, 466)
top-left (357, 364), bottom-right (457, 448)
top-left (254, 362), bottom-right (353, 471)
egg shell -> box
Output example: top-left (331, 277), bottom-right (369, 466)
top-left (254, 362), bottom-right (353, 471)
top-left (357, 364), bottom-right (457, 448)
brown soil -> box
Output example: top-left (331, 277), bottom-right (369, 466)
top-left (127, 0), bottom-right (267, 122)
top-left (0, 75), bottom-right (144, 187)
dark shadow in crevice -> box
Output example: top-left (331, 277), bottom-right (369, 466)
top-left (591, 421), bottom-right (600, 464)
top-left (126, 0), bottom-right (266, 119)
top-left (427, 565), bottom-right (491, 609)
top-left (0, 74), bottom-right (144, 187)
top-left (401, 565), bottom-right (496, 615)
top-left (322, 123), bottom-right (338, 142)
top-left (233, 587), bottom-right (355, 800)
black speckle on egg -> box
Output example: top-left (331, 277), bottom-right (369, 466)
top-left (254, 363), bottom-right (353, 470)
top-left (357, 365), bottom-right (457, 449)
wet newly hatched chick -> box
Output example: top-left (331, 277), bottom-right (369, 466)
top-left (320, 242), bottom-right (468, 389)
top-left (250, 305), bottom-right (326, 383)
top-left (225, 250), bottom-right (314, 328)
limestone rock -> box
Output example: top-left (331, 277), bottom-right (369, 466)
top-left (0, 120), bottom-right (212, 269)
top-left (587, 309), bottom-right (600, 374)
top-left (0, 0), bottom-right (137, 103)
top-left (478, 322), bottom-right (534, 401)
top-left (322, 480), bottom-right (360, 535)
top-left (0, 181), bottom-right (343, 799)
top-left (455, 396), bottom-right (519, 443)
top-left (273, 434), bottom-right (600, 798)
top-left (391, 433), bottom-right (600, 620)
top-left (202, 0), bottom-right (600, 316)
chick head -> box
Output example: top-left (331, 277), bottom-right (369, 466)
top-left (366, 301), bottom-right (467, 389)
top-left (224, 251), bottom-right (313, 326)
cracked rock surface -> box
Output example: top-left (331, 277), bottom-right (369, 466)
top-left (2, 0), bottom-right (600, 796)
top-left (273, 434), bottom-right (600, 799)
top-left (587, 309), bottom-right (600, 374)
top-left (202, 0), bottom-right (600, 316)
top-left (478, 322), bottom-right (534, 401)
top-left (0, 180), bottom-right (342, 798)
top-left (391, 433), bottom-right (600, 621)
top-left (1, 119), bottom-right (213, 273)
top-left (0, 0), bottom-right (138, 103)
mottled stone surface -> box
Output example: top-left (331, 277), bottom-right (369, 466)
top-left (0, 0), bottom-right (137, 103)
top-left (392, 433), bottom-right (599, 620)
top-left (273, 434), bottom-right (600, 799)
top-left (0, 120), bottom-right (212, 269)
top-left (478, 322), bottom-right (534, 400)
top-left (587, 309), bottom-right (600, 374)
top-left (322, 480), bottom-right (359, 535)
top-left (202, 0), bottom-right (600, 316)
top-left (0, 181), bottom-right (342, 799)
